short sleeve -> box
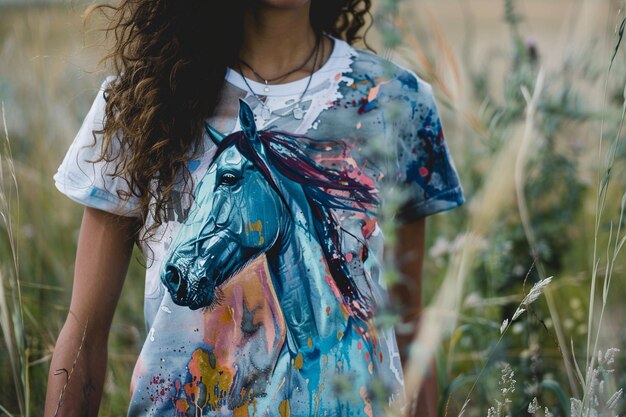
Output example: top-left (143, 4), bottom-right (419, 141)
top-left (394, 75), bottom-right (464, 224)
top-left (53, 76), bottom-right (141, 217)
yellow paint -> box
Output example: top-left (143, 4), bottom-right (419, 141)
top-left (339, 304), bottom-right (349, 320)
top-left (187, 349), bottom-right (232, 410)
top-left (247, 220), bottom-right (264, 245)
top-left (314, 383), bottom-right (324, 417)
top-left (252, 398), bottom-right (258, 415)
top-left (294, 353), bottom-right (304, 370)
top-left (337, 331), bottom-right (343, 340)
top-left (279, 400), bottom-right (291, 417)
top-left (307, 338), bottom-right (313, 349)
top-left (350, 77), bottom-right (390, 90)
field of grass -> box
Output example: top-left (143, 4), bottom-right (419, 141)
top-left (1, 1), bottom-right (625, 416)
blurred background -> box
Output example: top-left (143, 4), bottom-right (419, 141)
top-left (1, 0), bottom-right (625, 416)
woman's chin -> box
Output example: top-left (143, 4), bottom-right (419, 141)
top-left (255, 0), bottom-right (311, 10)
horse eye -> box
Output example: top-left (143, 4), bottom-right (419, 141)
top-left (219, 172), bottom-right (238, 186)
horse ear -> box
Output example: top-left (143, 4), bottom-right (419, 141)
top-left (204, 122), bottom-right (225, 146)
top-left (238, 98), bottom-right (257, 139)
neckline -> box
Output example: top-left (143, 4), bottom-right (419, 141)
top-left (225, 36), bottom-right (352, 98)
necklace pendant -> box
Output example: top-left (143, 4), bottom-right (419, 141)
top-left (293, 104), bottom-right (304, 120)
top-left (261, 106), bottom-right (272, 121)
top-left (264, 82), bottom-right (270, 93)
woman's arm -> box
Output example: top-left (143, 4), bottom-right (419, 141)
top-left (393, 217), bottom-right (437, 417)
top-left (44, 207), bottom-right (139, 417)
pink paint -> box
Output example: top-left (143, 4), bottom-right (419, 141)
top-left (324, 275), bottom-right (355, 316)
top-left (361, 218), bottom-right (377, 239)
top-left (419, 166), bottom-right (429, 177)
top-left (366, 80), bottom-right (390, 103)
top-left (199, 255), bottom-right (286, 380)
top-left (359, 387), bottom-right (374, 417)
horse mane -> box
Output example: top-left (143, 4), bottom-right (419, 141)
top-left (211, 129), bottom-right (379, 321)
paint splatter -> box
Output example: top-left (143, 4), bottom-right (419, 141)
top-left (294, 353), bottom-right (304, 370)
top-left (279, 400), bottom-right (291, 417)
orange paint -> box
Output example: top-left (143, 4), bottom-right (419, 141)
top-left (234, 405), bottom-right (250, 417)
top-left (175, 398), bottom-right (189, 414)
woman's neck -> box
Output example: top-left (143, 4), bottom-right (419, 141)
top-left (239, 3), bottom-right (327, 84)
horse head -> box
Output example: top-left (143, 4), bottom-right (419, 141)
top-left (161, 100), bottom-right (288, 310)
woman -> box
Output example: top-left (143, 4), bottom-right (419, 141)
top-left (45, 1), bottom-right (464, 416)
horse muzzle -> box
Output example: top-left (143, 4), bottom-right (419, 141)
top-left (162, 261), bottom-right (218, 310)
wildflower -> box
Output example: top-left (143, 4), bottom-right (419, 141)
top-left (528, 397), bottom-right (539, 414)
top-left (601, 348), bottom-right (619, 366)
top-left (570, 398), bottom-right (583, 417)
top-left (499, 363), bottom-right (516, 400)
top-left (606, 388), bottom-right (622, 410)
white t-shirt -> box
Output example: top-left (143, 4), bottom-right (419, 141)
top-left (55, 37), bottom-right (464, 417)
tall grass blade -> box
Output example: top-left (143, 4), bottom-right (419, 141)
top-left (0, 103), bottom-right (27, 417)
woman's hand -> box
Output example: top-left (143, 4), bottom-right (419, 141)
top-left (44, 207), bottom-right (139, 417)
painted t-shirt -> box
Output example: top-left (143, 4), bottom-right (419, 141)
top-left (54, 37), bottom-right (464, 417)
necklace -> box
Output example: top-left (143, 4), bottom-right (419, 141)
top-left (238, 34), bottom-right (323, 121)
top-left (239, 36), bottom-right (320, 93)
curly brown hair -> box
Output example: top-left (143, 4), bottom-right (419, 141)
top-left (88, 0), bottom-right (373, 240)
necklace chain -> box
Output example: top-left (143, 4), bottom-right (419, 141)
top-left (239, 35), bottom-right (320, 87)
top-left (237, 34), bottom-right (324, 122)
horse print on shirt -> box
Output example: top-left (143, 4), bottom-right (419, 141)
top-left (157, 100), bottom-right (397, 416)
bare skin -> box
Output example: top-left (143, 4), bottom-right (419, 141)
top-left (45, 2), bottom-right (435, 416)
top-left (238, 1), bottom-right (333, 85)
top-left (394, 217), bottom-right (438, 417)
top-left (44, 207), bottom-right (138, 417)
